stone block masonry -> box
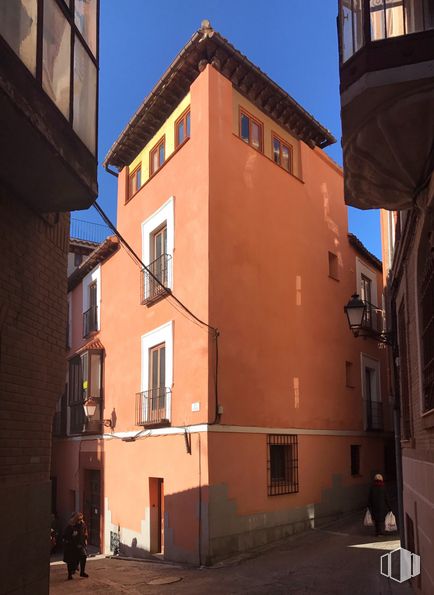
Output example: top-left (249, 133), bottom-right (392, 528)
top-left (0, 188), bottom-right (69, 595)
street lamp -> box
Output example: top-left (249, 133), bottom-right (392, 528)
top-left (83, 397), bottom-right (112, 428)
top-left (344, 293), bottom-right (392, 345)
top-left (344, 293), bottom-right (366, 334)
top-left (343, 291), bottom-right (403, 545)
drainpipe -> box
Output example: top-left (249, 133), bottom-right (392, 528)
top-left (104, 165), bottom-right (119, 178)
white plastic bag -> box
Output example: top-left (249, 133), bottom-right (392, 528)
top-left (364, 509), bottom-right (374, 527)
top-left (385, 511), bottom-right (397, 532)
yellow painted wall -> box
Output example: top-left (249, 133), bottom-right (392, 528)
top-left (232, 88), bottom-right (302, 179)
top-left (128, 93), bottom-right (191, 182)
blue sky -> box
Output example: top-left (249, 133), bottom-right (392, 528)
top-left (81, 0), bottom-right (381, 259)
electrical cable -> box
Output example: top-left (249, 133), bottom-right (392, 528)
top-left (93, 201), bottom-right (217, 335)
top-left (92, 200), bottom-right (221, 425)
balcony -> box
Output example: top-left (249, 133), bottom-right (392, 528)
top-left (338, 0), bottom-right (434, 210)
top-left (366, 400), bottom-right (384, 431)
top-left (361, 301), bottom-right (385, 334)
top-left (141, 254), bottom-right (172, 305)
top-left (70, 218), bottom-right (111, 244)
top-left (136, 388), bottom-right (171, 427)
top-left (0, 1), bottom-right (99, 212)
top-left (83, 305), bottom-right (98, 338)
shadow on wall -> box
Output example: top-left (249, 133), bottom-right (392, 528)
top-left (110, 408), bottom-right (117, 429)
top-left (207, 475), bottom-right (378, 564)
top-left (108, 475), bottom-right (397, 567)
top-left (119, 537), bottom-right (156, 561)
top-left (109, 486), bottom-right (207, 566)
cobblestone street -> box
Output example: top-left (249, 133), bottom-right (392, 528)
top-left (50, 513), bottom-right (414, 594)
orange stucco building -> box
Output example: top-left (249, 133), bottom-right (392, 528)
top-left (52, 23), bottom-right (392, 564)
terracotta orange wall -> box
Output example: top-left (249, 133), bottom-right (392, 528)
top-left (380, 209), bottom-right (392, 286)
top-left (104, 431), bottom-right (208, 562)
top-left (99, 66), bottom-right (215, 431)
top-left (208, 431), bottom-right (384, 517)
top-left (207, 65), bottom-right (387, 430)
top-left (51, 439), bottom-right (104, 523)
top-left (55, 65), bottom-right (390, 560)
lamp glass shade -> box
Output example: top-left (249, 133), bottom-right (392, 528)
top-left (344, 294), bottom-right (366, 330)
top-left (83, 398), bottom-right (97, 418)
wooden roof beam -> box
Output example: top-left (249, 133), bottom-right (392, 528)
top-left (230, 63), bottom-right (247, 86)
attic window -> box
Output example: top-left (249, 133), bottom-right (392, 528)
top-left (150, 137), bottom-right (165, 176)
top-left (175, 108), bottom-right (191, 148)
top-left (128, 165), bottom-right (141, 200)
top-left (240, 109), bottom-right (263, 152)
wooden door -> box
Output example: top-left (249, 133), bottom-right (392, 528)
top-left (84, 469), bottom-right (101, 548)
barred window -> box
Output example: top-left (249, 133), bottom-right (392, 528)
top-left (267, 434), bottom-right (299, 496)
top-left (419, 216), bottom-right (434, 412)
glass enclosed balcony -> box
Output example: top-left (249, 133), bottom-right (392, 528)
top-left (340, 0), bottom-right (434, 64)
top-left (0, 0), bottom-right (99, 212)
top-left (338, 0), bottom-right (434, 211)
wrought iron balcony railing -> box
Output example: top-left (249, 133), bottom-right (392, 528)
top-left (361, 302), bottom-right (385, 334)
top-left (366, 400), bottom-right (383, 431)
top-left (141, 254), bottom-right (172, 305)
top-left (83, 305), bottom-right (98, 338)
top-left (136, 387), bottom-right (171, 426)
top-left (70, 218), bottom-right (111, 244)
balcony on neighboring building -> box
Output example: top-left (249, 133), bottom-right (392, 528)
top-left (0, 1), bottom-right (99, 212)
top-left (70, 218), bottom-right (111, 245)
top-left (366, 400), bottom-right (384, 430)
top-left (141, 254), bottom-right (172, 305)
top-left (136, 388), bottom-right (170, 427)
top-left (337, 0), bottom-right (434, 210)
top-left (83, 305), bottom-right (98, 338)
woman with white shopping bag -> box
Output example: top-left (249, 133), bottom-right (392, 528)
top-left (367, 473), bottom-right (392, 536)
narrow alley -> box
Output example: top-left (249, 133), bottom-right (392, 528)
top-left (50, 513), bottom-right (413, 594)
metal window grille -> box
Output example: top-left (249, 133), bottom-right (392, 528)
top-left (70, 218), bottom-right (111, 244)
top-left (141, 254), bottom-right (172, 305)
top-left (366, 399), bottom-right (384, 430)
top-left (267, 434), bottom-right (299, 496)
top-left (83, 304), bottom-right (98, 337)
top-left (136, 387), bottom-right (170, 426)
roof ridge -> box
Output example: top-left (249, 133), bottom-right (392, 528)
top-left (104, 23), bottom-right (335, 170)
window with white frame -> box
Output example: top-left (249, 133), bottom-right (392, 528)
top-left (82, 265), bottom-right (100, 336)
top-left (361, 354), bottom-right (382, 431)
top-left (141, 197), bottom-right (174, 304)
top-left (138, 322), bottom-right (173, 426)
top-left (356, 258), bottom-right (378, 331)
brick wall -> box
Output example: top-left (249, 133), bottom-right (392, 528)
top-left (0, 188), bottom-right (69, 594)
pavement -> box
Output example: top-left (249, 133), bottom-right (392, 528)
top-left (50, 512), bottom-right (415, 594)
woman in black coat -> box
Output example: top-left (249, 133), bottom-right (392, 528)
top-left (63, 512), bottom-right (89, 580)
top-left (368, 474), bottom-right (392, 536)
